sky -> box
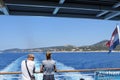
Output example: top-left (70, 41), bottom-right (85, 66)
top-left (0, 15), bottom-right (119, 50)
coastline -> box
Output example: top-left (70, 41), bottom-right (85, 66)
top-left (1, 50), bottom-right (120, 54)
top-left (51, 50), bottom-right (120, 53)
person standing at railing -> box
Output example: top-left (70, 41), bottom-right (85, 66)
top-left (21, 54), bottom-right (35, 80)
top-left (40, 51), bottom-right (57, 80)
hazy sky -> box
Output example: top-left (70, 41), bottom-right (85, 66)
top-left (0, 15), bottom-right (119, 50)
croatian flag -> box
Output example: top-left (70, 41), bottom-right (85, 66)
top-left (106, 25), bottom-right (120, 52)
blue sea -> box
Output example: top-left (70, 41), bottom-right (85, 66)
top-left (0, 52), bottom-right (120, 80)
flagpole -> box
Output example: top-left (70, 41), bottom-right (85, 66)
top-left (116, 24), bottom-right (120, 42)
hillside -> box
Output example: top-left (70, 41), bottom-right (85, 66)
top-left (2, 40), bottom-right (120, 52)
top-left (78, 40), bottom-right (120, 51)
top-left (85, 40), bottom-right (109, 51)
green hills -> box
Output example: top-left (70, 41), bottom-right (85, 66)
top-left (2, 40), bottom-right (120, 52)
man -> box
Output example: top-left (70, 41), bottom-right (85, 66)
top-left (40, 51), bottom-right (57, 80)
top-left (21, 54), bottom-right (35, 80)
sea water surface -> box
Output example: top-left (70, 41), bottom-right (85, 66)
top-left (0, 52), bottom-right (120, 80)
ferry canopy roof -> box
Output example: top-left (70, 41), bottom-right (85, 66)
top-left (0, 0), bottom-right (120, 20)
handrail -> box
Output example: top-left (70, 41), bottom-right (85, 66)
top-left (57, 68), bottom-right (120, 72)
top-left (1, 68), bottom-right (120, 75)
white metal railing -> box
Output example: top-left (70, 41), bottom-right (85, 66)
top-left (1, 68), bottom-right (120, 75)
top-left (1, 68), bottom-right (120, 80)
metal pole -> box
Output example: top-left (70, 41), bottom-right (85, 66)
top-left (0, 68), bottom-right (120, 75)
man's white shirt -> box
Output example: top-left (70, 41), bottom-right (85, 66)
top-left (21, 60), bottom-right (35, 80)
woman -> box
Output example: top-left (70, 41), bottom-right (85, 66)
top-left (40, 51), bottom-right (57, 80)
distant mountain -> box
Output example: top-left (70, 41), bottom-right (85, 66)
top-left (77, 40), bottom-right (108, 51)
top-left (3, 48), bottom-right (21, 52)
top-left (92, 40), bottom-right (108, 46)
top-left (86, 40), bottom-right (109, 51)
top-left (79, 40), bottom-right (120, 51)
top-left (2, 40), bottom-right (120, 52)
top-left (32, 45), bottom-right (76, 52)
top-left (2, 45), bottom-right (76, 53)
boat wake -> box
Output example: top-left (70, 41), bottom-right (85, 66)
top-left (0, 53), bottom-right (93, 80)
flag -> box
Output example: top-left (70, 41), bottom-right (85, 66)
top-left (106, 25), bottom-right (120, 52)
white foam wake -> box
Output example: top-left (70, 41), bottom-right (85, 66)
top-left (0, 53), bottom-right (94, 80)
top-left (0, 54), bottom-right (27, 80)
